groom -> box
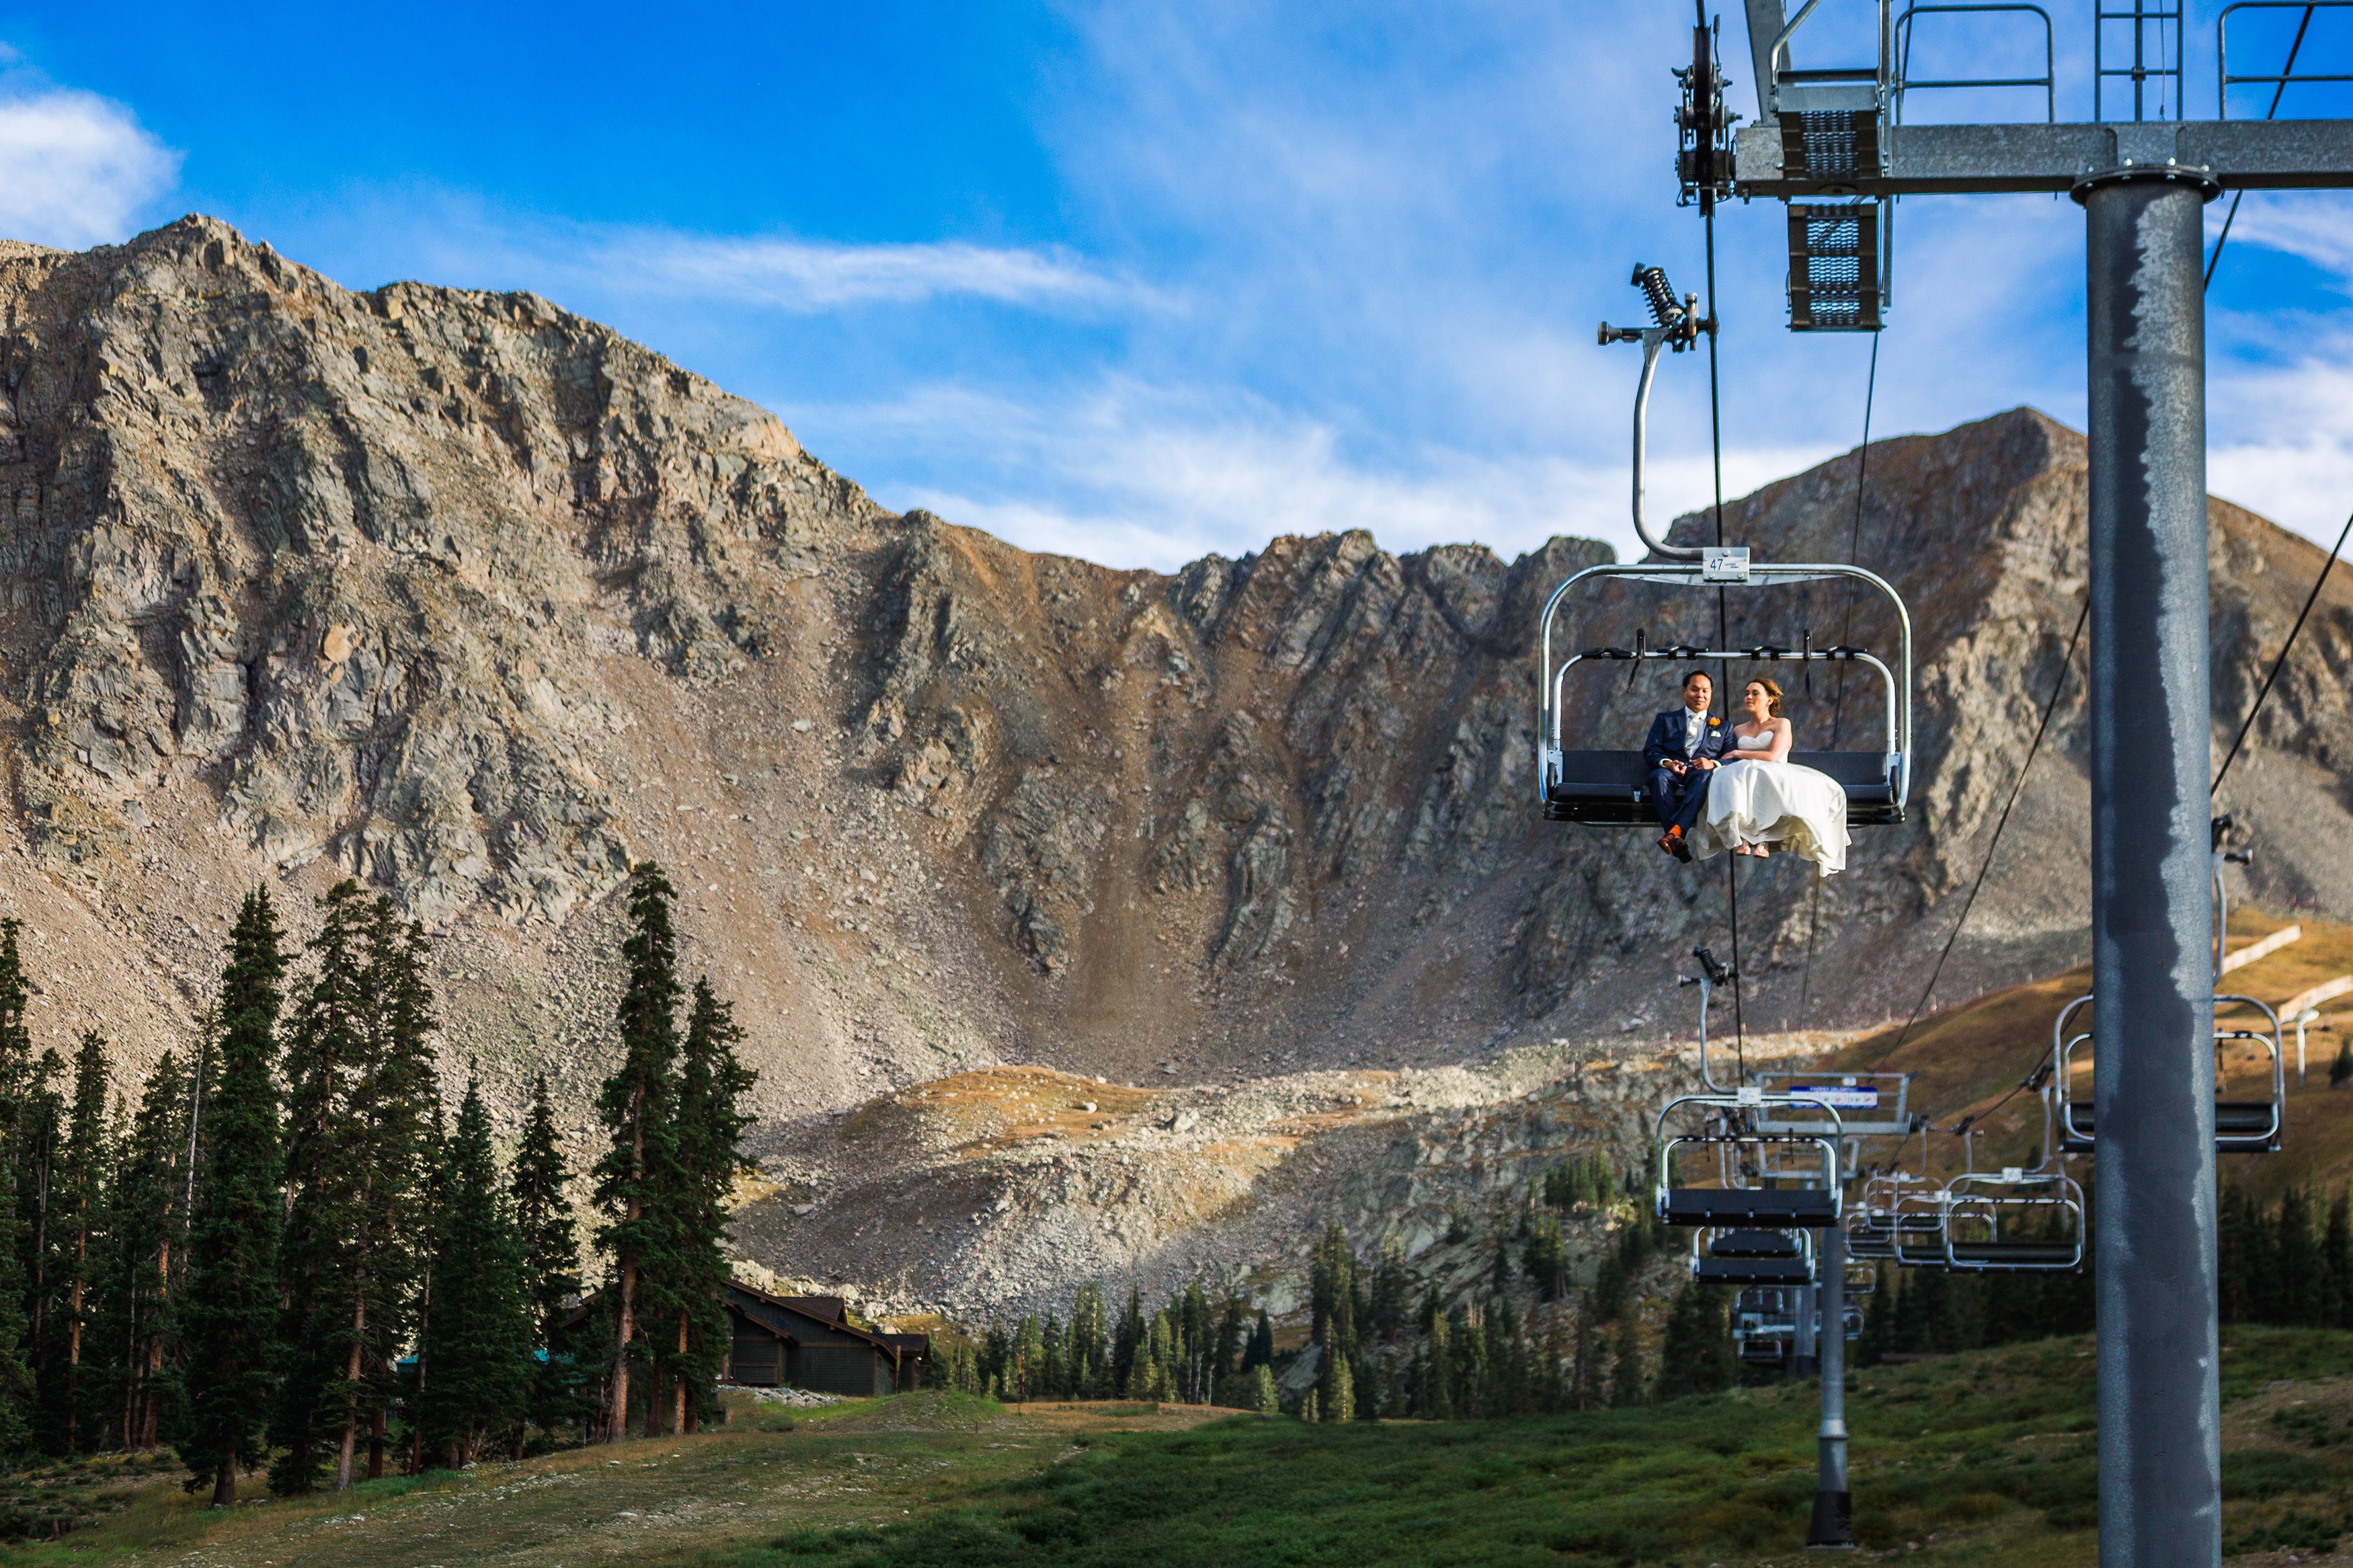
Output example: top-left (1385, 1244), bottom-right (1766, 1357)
top-left (1642, 669), bottom-right (1724, 862)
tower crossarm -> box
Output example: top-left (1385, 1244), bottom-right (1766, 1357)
top-left (1734, 116), bottom-right (2353, 196)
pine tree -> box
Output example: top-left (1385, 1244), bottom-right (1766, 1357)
top-left (2278, 1185), bottom-right (2324, 1327)
top-left (20, 1048), bottom-right (63, 1455)
top-left (1212, 1298), bottom-right (1244, 1403)
top-left (2324, 1187), bottom-right (2353, 1330)
top-left (47, 1032), bottom-right (106, 1454)
top-left (1524, 1212), bottom-right (1568, 1303)
top-left (1570, 1298), bottom-right (1597, 1409)
top-left (1253, 1364), bottom-right (1278, 1415)
top-left (1424, 1311), bottom-right (1455, 1419)
top-left (1607, 1320), bottom-right (1644, 1408)
top-left (176, 891), bottom-right (286, 1507)
top-left (512, 1073), bottom-right (582, 1434)
top-left (1310, 1223), bottom-right (1359, 1419)
top-left (593, 864), bottom-right (683, 1441)
top-left (102, 1055), bottom-right (187, 1452)
top-left (1860, 1264), bottom-right (1894, 1366)
top-left (1243, 1307), bottom-right (1273, 1372)
top-left (655, 980), bottom-right (756, 1435)
top-left (417, 1075), bottom-right (532, 1467)
top-left (1114, 1286), bottom-right (1146, 1393)
top-left (270, 882), bottom-right (376, 1495)
top-left (0, 920), bottom-right (42, 1455)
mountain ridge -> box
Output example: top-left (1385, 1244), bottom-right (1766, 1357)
top-left (0, 215), bottom-right (2347, 1312)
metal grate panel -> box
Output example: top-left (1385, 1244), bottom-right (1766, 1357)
top-left (1787, 202), bottom-right (1885, 331)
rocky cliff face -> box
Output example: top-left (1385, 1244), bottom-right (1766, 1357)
top-left (1, 217), bottom-right (2346, 1315)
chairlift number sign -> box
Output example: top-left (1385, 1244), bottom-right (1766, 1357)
top-left (1790, 1085), bottom-right (1879, 1109)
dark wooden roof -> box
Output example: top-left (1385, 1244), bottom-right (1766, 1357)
top-left (721, 1280), bottom-right (929, 1362)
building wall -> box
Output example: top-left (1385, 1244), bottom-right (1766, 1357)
top-left (792, 1346), bottom-right (894, 1397)
top-left (730, 1335), bottom-right (786, 1387)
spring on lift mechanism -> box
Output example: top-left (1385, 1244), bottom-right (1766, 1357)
top-left (1634, 263), bottom-right (1685, 330)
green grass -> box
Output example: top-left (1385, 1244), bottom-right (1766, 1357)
top-left (3, 1336), bottom-right (2351, 1565)
top-left (701, 1329), bottom-right (2353, 1568)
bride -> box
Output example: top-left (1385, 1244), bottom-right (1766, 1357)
top-left (1691, 678), bottom-right (1850, 875)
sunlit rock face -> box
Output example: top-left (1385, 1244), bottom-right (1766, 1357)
top-left (1, 218), bottom-right (2346, 1315)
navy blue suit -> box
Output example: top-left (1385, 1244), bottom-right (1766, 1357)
top-left (1642, 707), bottom-right (1727, 835)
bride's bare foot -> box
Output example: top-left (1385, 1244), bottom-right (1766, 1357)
top-left (1755, 843), bottom-right (1772, 858)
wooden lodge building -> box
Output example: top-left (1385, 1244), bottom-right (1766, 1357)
top-left (721, 1280), bottom-right (928, 1397)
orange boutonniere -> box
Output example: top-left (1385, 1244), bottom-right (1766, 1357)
top-left (1708, 718), bottom-right (1720, 727)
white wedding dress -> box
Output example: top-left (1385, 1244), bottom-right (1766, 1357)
top-left (1693, 730), bottom-right (1851, 875)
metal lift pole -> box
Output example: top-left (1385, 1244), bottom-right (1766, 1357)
top-left (2081, 168), bottom-right (2221, 1567)
top-left (1810, 1217), bottom-right (1850, 1546)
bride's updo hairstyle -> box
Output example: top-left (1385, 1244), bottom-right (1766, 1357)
top-left (1747, 677), bottom-right (1785, 717)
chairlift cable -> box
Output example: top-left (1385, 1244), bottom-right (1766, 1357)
top-left (2204, 5), bottom-right (2318, 290)
top-left (1705, 200), bottom-right (1747, 1079)
top-left (2211, 507), bottom-right (2352, 798)
top-left (1798, 332), bottom-right (1882, 1026)
top-left (1885, 597), bottom-right (2089, 1061)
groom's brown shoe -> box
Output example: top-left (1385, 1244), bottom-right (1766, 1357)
top-left (1661, 826), bottom-right (1693, 863)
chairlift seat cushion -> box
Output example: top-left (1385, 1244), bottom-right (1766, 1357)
top-left (1663, 1187), bottom-right (1838, 1227)
top-left (1710, 1228), bottom-right (1805, 1258)
top-left (1948, 1241), bottom-right (2081, 1268)
top-left (1696, 1256), bottom-right (1814, 1285)
top-left (2065, 1101), bottom-right (2278, 1152)
top-left (1544, 750), bottom-right (1902, 824)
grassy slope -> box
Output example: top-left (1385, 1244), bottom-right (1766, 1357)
top-left (5, 1331), bottom-right (2349, 1567)
top-left (1822, 908), bottom-right (2353, 1193)
top-left (698, 1328), bottom-right (2353, 1568)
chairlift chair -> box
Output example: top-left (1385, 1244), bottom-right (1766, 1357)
top-left (1691, 1227), bottom-right (1817, 1285)
top-left (1538, 267), bottom-right (1914, 827)
top-left (1657, 1091), bottom-right (1846, 1227)
top-left (1942, 1165), bottom-right (2086, 1271)
top-left (2054, 993), bottom-right (2285, 1154)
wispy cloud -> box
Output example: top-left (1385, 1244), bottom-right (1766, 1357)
top-left (0, 85), bottom-right (180, 249)
top-left (305, 192), bottom-right (1165, 321)
top-left (819, 380), bottom-right (1835, 573)
top-left (2208, 190), bottom-right (2353, 287)
top-left (562, 230), bottom-right (1166, 315)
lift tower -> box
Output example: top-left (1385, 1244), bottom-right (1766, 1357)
top-left (1701, 5), bottom-right (2353, 1561)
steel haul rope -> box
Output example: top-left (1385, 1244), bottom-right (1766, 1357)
top-left (1797, 332), bottom-right (1882, 1026)
top-left (1704, 200), bottom-right (1745, 1080)
top-left (1883, 597), bottom-right (2090, 1060)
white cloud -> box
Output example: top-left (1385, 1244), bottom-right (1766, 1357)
top-left (828, 380), bottom-right (1835, 574)
top-left (2207, 191), bottom-right (2353, 286)
top-left (0, 88), bottom-right (179, 249)
top-left (564, 230), bottom-right (1164, 315)
top-left (2210, 343), bottom-right (2353, 548)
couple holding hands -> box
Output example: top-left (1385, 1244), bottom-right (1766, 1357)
top-left (1642, 669), bottom-right (1849, 875)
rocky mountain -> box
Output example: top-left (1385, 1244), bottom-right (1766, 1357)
top-left (0, 216), bottom-right (2346, 1318)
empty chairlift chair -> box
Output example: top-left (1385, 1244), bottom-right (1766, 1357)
top-left (1692, 1227), bottom-right (1817, 1286)
top-left (1943, 1165), bottom-right (2087, 1271)
top-left (1656, 1091), bottom-right (1845, 1229)
top-left (2054, 993), bottom-right (2284, 1155)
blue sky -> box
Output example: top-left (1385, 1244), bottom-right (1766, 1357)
top-left (5, 0), bottom-right (2353, 571)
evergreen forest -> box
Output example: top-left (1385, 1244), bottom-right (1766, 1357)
top-left (0, 859), bottom-right (752, 1513)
